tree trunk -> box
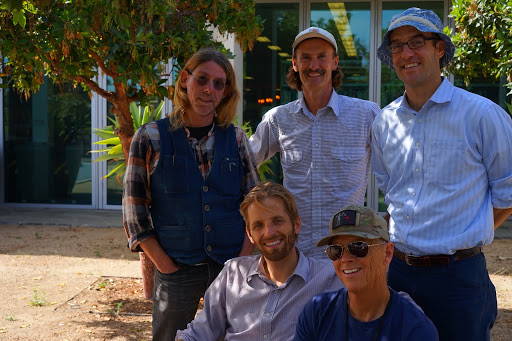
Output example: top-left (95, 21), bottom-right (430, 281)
top-left (112, 83), bottom-right (156, 300)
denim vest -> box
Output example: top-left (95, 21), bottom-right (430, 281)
top-left (150, 118), bottom-right (245, 265)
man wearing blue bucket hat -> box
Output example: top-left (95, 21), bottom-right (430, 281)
top-left (372, 7), bottom-right (512, 341)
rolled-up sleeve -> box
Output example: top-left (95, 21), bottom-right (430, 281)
top-left (249, 109), bottom-right (281, 167)
top-left (481, 104), bottom-right (512, 208)
top-left (122, 125), bottom-right (157, 251)
top-left (235, 126), bottom-right (260, 197)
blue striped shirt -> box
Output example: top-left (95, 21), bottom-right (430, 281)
top-left (175, 250), bottom-right (343, 341)
top-left (250, 90), bottom-right (379, 258)
top-left (372, 78), bottom-right (512, 255)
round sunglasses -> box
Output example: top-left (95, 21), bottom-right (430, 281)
top-left (325, 241), bottom-right (386, 261)
top-left (187, 71), bottom-right (227, 91)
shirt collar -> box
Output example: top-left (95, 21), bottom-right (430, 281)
top-left (429, 77), bottom-right (453, 104)
top-left (184, 121), bottom-right (216, 140)
top-left (297, 89), bottom-right (338, 118)
top-left (400, 77), bottom-right (453, 114)
top-left (247, 248), bottom-right (310, 285)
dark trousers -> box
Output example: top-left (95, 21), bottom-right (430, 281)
top-left (152, 259), bottom-right (224, 341)
top-left (388, 253), bottom-right (497, 341)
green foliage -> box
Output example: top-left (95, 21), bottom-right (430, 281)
top-left (240, 121), bottom-right (274, 181)
top-left (97, 278), bottom-right (111, 289)
top-left (91, 101), bottom-right (164, 180)
top-left (447, 0), bottom-right (512, 96)
top-left (0, 0), bottom-right (263, 163)
top-left (0, 0), bottom-right (262, 103)
top-left (29, 288), bottom-right (47, 307)
top-left (107, 301), bottom-right (124, 315)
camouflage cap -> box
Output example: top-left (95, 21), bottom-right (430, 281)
top-left (317, 205), bottom-right (389, 247)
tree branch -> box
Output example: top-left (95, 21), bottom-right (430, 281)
top-left (75, 75), bottom-right (115, 101)
top-left (90, 50), bottom-right (119, 79)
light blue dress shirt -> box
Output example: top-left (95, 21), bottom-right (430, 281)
top-left (250, 90), bottom-right (379, 258)
top-left (176, 250), bottom-right (343, 341)
top-left (372, 78), bottom-right (512, 255)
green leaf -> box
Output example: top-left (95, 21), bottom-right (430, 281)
top-left (93, 152), bottom-right (120, 163)
top-left (12, 9), bottom-right (26, 28)
top-left (102, 162), bottom-right (126, 179)
top-left (90, 147), bottom-right (114, 153)
top-left (109, 144), bottom-right (123, 154)
top-left (93, 137), bottom-right (121, 145)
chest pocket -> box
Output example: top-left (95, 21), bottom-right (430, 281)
top-left (330, 146), bottom-right (365, 163)
top-left (158, 154), bottom-right (189, 194)
top-left (427, 140), bottom-right (464, 187)
top-left (329, 146), bottom-right (367, 187)
top-left (219, 155), bottom-right (241, 195)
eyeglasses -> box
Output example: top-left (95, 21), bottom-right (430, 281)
top-left (325, 241), bottom-right (385, 261)
top-left (186, 70), bottom-right (227, 91)
top-left (386, 36), bottom-right (440, 54)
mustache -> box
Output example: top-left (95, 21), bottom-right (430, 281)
top-left (259, 234), bottom-right (283, 244)
top-left (305, 69), bottom-right (326, 76)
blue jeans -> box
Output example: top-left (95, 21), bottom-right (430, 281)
top-left (152, 259), bottom-right (224, 341)
top-left (388, 252), bottom-right (497, 341)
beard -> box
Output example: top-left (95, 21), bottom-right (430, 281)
top-left (258, 231), bottom-right (298, 262)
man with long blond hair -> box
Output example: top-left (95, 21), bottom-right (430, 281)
top-left (123, 48), bottom-right (259, 340)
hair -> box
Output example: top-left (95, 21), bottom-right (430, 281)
top-left (240, 182), bottom-right (299, 231)
top-left (170, 48), bottom-right (240, 130)
top-left (286, 47), bottom-right (344, 91)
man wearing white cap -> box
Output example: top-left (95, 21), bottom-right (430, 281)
top-left (295, 205), bottom-right (438, 340)
top-left (250, 27), bottom-right (380, 259)
top-left (372, 7), bottom-right (512, 340)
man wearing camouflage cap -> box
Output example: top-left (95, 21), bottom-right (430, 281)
top-left (372, 7), bottom-right (512, 340)
top-left (295, 205), bottom-right (438, 341)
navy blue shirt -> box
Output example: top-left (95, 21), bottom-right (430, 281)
top-left (295, 288), bottom-right (438, 341)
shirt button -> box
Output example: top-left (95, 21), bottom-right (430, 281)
top-left (413, 193), bottom-right (416, 196)
top-left (207, 245), bottom-right (212, 252)
top-left (264, 335), bottom-right (268, 339)
top-left (406, 215), bottom-right (410, 220)
top-left (416, 142), bottom-right (420, 147)
top-left (266, 313), bottom-right (271, 317)
top-left (203, 186), bottom-right (208, 192)
top-left (205, 225), bottom-right (211, 232)
top-left (204, 205), bottom-right (210, 211)
top-left (418, 119), bottom-right (422, 122)
top-left (415, 168), bottom-right (419, 172)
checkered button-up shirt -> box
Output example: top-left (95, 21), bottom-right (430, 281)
top-left (123, 120), bottom-right (260, 251)
top-left (250, 90), bottom-right (379, 258)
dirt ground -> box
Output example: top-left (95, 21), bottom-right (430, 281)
top-left (1, 224), bottom-right (512, 340)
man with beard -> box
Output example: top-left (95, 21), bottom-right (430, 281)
top-left (176, 182), bottom-right (343, 341)
top-left (250, 27), bottom-right (380, 259)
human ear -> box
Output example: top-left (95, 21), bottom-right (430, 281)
top-left (179, 70), bottom-right (189, 89)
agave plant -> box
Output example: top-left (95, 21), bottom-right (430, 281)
top-left (91, 101), bottom-right (164, 182)
top-left (240, 121), bottom-right (274, 181)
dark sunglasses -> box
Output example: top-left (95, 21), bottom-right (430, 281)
top-left (325, 241), bottom-right (385, 261)
top-left (187, 70), bottom-right (227, 91)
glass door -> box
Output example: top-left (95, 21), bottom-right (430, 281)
top-left (310, 2), bottom-right (372, 100)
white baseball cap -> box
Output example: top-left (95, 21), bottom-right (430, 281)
top-left (292, 27), bottom-right (338, 54)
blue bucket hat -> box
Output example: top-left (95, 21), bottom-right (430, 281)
top-left (377, 7), bottom-right (455, 70)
